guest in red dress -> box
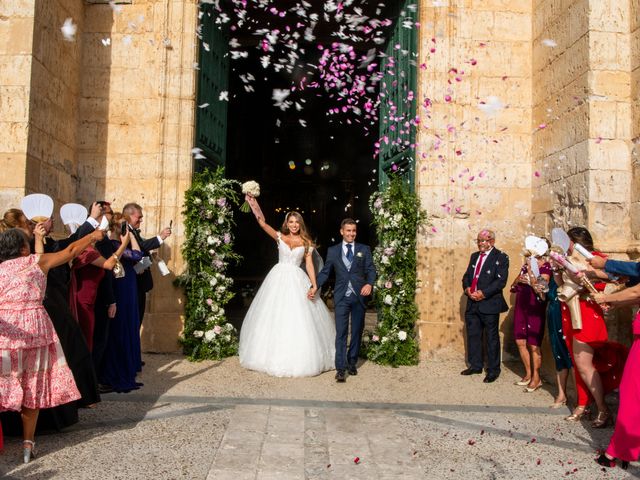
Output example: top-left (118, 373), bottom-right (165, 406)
top-left (0, 228), bottom-right (103, 464)
top-left (552, 227), bottom-right (625, 427)
top-left (69, 236), bottom-right (129, 351)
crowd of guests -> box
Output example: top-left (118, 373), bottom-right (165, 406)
top-left (0, 199), bottom-right (171, 463)
top-left (462, 227), bottom-right (639, 470)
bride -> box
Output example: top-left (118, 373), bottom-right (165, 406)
top-left (239, 195), bottom-right (335, 377)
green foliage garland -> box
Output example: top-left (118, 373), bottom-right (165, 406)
top-left (176, 167), bottom-right (242, 360)
top-left (362, 177), bottom-right (427, 366)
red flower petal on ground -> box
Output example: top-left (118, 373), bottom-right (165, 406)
top-left (354, 457), bottom-right (360, 464)
top-left (468, 439), bottom-right (476, 445)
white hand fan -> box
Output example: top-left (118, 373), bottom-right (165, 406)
top-left (551, 228), bottom-right (570, 255)
top-left (60, 203), bottom-right (88, 234)
top-left (529, 257), bottom-right (540, 278)
top-left (98, 215), bottom-right (110, 231)
top-left (21, 194), bottom-right (54, 223)
top-left (524, 235), bottom-right (548, 257)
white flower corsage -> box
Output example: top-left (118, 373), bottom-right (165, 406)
top-left (356, 252), bottom-right (363, 258)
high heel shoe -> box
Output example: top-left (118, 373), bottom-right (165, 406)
top-left (564, 406), bottom-right (588, 422)
top-left (591, 410), bottom-right (613, 429)
top-left (596, 453), bottom-right (629, 470)
top-left (549, 399), bottom-right (567, 409)
top-left (524, 382), bottom-right (543, 393)
top-left (23, 440), bottom-right (36, 464)
top-left (514, 378), bottom-right (531, 386)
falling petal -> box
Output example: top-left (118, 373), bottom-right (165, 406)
top-left (61, 18), bottom-right (77, 42)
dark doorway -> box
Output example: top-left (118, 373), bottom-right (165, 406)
top-left (194, 1), bottom-right (419, 322)
top-left (224, 54), bottom-right (379, 315)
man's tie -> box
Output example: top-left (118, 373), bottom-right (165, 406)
top-left (470, 252), bottom-right (486, 293)
top-left (346, 243), bottom-right (354, 262)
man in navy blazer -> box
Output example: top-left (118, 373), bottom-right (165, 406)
top-left (313, 219), bottom-right (376, 382)
top-left (461, 229), bottom-right (509, 383)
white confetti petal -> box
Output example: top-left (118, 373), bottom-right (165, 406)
top-left (61, 18), bottom-right (77, 42)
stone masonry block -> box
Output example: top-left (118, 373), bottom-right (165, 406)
top-left (589, 71), bottom-right (631, 100)
top-left (588, 139), bottom-right (630, 171)
top-left (589, 0), bottom-right (629, 33)
top-left (493, 12), bottom-right (532, 42)
top-left (589, 170), bottom-right (630, 203)
top-left (590, 31), bottom-right (631, 71)
top-left (0, 153), bottom-right (27, 188)
top-left (0, 17), bottom-right (34, 55)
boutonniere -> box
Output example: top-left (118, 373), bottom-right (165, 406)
top-left (356, 252), bottom-right (364, 258)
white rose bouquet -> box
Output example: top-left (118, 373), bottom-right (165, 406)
top-left (240, 180), bottom-right (260, 212)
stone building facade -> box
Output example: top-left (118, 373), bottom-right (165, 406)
top-left (1, 0), bottom-right (638, 357)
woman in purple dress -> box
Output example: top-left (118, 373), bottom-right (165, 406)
top-left (510, 253), bottom-right (551, 392)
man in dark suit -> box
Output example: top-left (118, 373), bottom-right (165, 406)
top-left (314, 219), bottom-right (377, 383)
top-left (122, 202), bottom-right (171, 327)
top-left (461, 229), bottom-right (509, 383)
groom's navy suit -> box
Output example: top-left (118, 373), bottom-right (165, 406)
top-left (317, 242), bottom-right (376, 371)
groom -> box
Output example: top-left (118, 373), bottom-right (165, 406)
top-left (312, 219), bottom-right (376, 382)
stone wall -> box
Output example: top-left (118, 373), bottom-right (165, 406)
top-left (77, 1), bottom-right (197, 352)
top-left (26, 0), bottom-right (85, 207)
top-left (0, 0), bottom-right (197, 352)
top-left (415, 1), bottom-right (533, 356)
top-left (0, 1), bottom-right (34, 209)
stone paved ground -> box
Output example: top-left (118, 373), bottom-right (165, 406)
top-left (0, 352), bottom-right (636, 479)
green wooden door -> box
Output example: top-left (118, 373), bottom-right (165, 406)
top-left (378, 1), bottom-right (418, 190)
top-left (195, 5), bottom-right (229, 173)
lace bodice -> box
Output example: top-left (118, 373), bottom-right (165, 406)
top-left (277, 235), bottom-right (307, 266)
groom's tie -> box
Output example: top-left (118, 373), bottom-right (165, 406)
top-left (346, 243), bottom-right (353, 262)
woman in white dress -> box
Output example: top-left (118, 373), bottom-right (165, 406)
top-left (239, 195), bottom-right (336, 377)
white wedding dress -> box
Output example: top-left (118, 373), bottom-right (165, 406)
top-left (239, 236), bottom-right (336, 377)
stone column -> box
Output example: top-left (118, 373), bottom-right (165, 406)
top-left (77, 0), bottom-right (198, 352)
top-left (415, 2), bottom-right (533, 355)
top-left (0, 1), bottom-right (34, 207)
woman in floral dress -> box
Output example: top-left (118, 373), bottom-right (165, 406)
top-left (0, 227), bottom-right (103, 463)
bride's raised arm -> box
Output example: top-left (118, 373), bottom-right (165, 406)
top-left (246, 194), bottom-right (279, 241)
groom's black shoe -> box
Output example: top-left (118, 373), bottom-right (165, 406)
top-left (335, 370), bottom-right (346, 382)
top-left (460, 368), bottom-right (482, 376)
top-left (347, 365), bottom-right (358, 376)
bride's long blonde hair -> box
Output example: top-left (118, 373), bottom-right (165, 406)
top-left (281, 211), bottom-right (314, 251)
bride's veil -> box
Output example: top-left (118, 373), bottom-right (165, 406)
top-left (301, 247), bottom-right (325, 295)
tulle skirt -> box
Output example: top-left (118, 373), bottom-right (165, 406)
top-left (239, 263), bottom-right (336, 377)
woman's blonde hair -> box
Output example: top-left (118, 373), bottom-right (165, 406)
top-left (0, 209), bottom-right (29, 234)
top-left (281, 211), bottom-right (314, 251)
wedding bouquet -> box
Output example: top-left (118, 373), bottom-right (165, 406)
top-left (240, 180), bottom-right (260, 212)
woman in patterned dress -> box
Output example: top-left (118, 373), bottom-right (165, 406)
top-left (0, 227), bottom-right (103, 463)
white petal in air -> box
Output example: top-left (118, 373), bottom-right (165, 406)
top-left (219, 91), bottom-right (229, 101)
top-left (542, 38), bottom-right (557, 47)
top-left (61, 18), bottom-right (77, 42)
top-left (477, 96), bottom-right (505, 117)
